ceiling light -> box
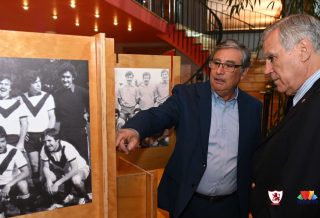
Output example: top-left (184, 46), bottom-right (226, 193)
top-left (128, 23), bottom-right (132, 32)
top-left (22, 0), bottom-right (29, 10)
top-left (113, 16), bottom-right (118, 26)
top-left (95, 9), bottom-right (100, 18)
top-left (70, 0), bottom-right (76, 8)
top-left (94, 23), bottom-right (98, 32)
top-left (52, 8), bottom-right (58, 20)
top-left (75, 18), bottom-right (80, 26)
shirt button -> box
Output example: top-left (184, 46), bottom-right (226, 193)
top-left (202, 162), bottom-right (206, 168)
top-left (251, 182), bottom-right (256, 189)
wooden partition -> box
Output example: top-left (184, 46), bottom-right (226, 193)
top-left (117, 157), bottom-right (157, 218)
top-left (0, 30), bottom-right (116, 218)
top-left (112, 54), bottom-right (180, 218)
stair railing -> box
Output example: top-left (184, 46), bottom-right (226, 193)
top-left (135, 0), bottom-right (280, 59)
top-left (183, 55), bottom-right (211, 84)
top-left (134, 0), bottom-right (223, 65)
top-left (207, 1), bottom-right (280, 51)
top-left (173, 0), bottom-right (223, 51)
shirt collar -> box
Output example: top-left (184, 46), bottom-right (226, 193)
top-left (293, 69), bottom-right (320, 106)
top-left (0, 147), bottom-right (7, 154)
top-left (212, 87), bottom-right (239, 103)
top-left (52, 140), bottom-right (62, 153)
top-left (28, 91), bottom-right (42, 97)
top-left (0, 95), bottom-right (10, 100)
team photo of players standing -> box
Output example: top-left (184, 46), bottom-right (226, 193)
top-left (0, 58), bottom-right (91, 217)
top-left (115, 68), bottom-right (170, 147)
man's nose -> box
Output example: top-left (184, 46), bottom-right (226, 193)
top-left (216, 65), bottom-right (225, 74)
top-left (264, 61), bottom-right (273, 75)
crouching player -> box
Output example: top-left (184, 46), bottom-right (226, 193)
top-left (41, 128), bottom-right (90, 210)
top-left (0, 126), bottom-right (31, 217)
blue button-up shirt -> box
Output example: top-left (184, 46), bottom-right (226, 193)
top-left (196, 88), bottom-right (239, 196)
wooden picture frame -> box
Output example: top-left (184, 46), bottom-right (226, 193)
top-left (114, 54), bottom-right (180, 170)
top-left (0, 30), bottom-right (116, 218)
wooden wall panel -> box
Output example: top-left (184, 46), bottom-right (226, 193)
top-left (146, 170), bottom-right (158, 218)
top-left (117, 174), bottom-right (147, 218)
top-left (117, 157), bottom-right (148, 218)
top-left (0, 30), bottom-right (114, 218)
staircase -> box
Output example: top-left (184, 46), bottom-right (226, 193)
top-left (136, 0), bottom-right (279, 68)
top-left (158, 24), bottom-right (210, 67)
top-left (136, 0), bottom-right (223, 67)
top-left (110, 0), bottom-right (278, 102)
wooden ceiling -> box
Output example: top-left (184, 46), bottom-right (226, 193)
top-left (0, 0), bottom-right (166, 43)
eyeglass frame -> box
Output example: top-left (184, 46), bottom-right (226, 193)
top-left (209, 59), bottom-right (243, 73)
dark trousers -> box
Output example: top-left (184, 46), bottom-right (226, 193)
top-left (179, 192), bottom-right (240, 218)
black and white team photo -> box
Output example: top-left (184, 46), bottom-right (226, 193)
top-left (0, 57), bottom-right (92, 217)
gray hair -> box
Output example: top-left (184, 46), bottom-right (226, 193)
top-left (212, 39), bottom-right (251, 72)
top-left (262, 14), bottom-right (320, 52)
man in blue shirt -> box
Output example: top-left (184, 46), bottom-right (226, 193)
top-left (116, 39), bottom-right (262, 218)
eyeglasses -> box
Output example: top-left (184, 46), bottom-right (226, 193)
top-left (209, 60), bottom-right (242, 73)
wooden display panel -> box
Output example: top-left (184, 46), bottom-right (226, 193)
top-left (115, 54), bottom-right (180, 170)
top-left (117, 157), bottom-right (157, 218)
top-left (0, 30), bottom-right (115, 218)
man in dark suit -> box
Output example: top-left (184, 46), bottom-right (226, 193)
top-left (117, 39), bottom-right (262, 218)
top-left (251, 14), bottom-right (320, 218)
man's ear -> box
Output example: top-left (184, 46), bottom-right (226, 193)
top-left (298, 39), bottom-right (311, 62)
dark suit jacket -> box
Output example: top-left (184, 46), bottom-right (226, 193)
top-left (252, 78), bottom-right (320, 218)
top-left (124, 81), bottom-right (262, 218)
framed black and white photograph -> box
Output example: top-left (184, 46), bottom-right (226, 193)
top-left (0, 30), bottom-right (114, 218)
top-left (0, 57), bottom-right (92, 217)
top-left (114, 54), bottom-right (180, 174)
top-left (115, 67), bottom-right (170, 147)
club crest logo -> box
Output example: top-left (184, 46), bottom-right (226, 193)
top-left (268, 190), bottom-right (283, 205)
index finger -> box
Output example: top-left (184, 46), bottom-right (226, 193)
top-left (117, 137), bottom-right (129, 154)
